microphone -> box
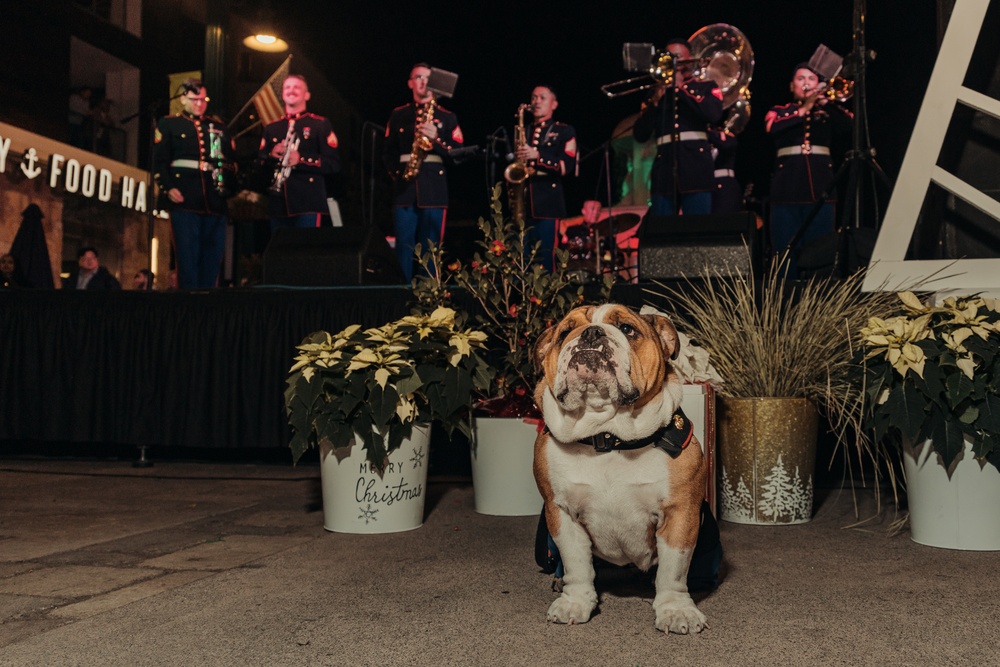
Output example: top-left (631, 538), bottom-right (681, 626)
top-left (449, 146), bottom-right (482, 162)
top-left (485, 127), bottom-right (514, 160)
top-left (496, 127), bottom-right (514, 161)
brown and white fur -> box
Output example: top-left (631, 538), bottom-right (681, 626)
top-left (533, 304), bottom-right (707, 633)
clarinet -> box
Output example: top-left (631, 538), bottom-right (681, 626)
top-left (270, 119), bottom-right (300, 193)
top-left (208, 123), bottom-right (228, 196)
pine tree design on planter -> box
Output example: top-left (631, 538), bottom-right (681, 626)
top-left (757, 454), bottom-right (813, 522)
top-left (719, 467), bottom-right (755, 522)
top-left (720, 456), bottom-right (814, 524)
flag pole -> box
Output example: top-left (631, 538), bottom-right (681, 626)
top-left (228, 53), bottom-right (293, 128)
top-left (232, 120), bottom-right (262, 140)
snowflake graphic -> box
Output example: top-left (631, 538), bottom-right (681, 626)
top-left (358, 503), bottom-right (378, 524)
top-left (410, 446), bottom-right (425, 469)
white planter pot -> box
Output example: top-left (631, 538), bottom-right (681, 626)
top-left (903, 438), bottom-right (1000, 551)
top-left (320, 425), bottom-right (431, 534)
top-left (471, 417), bottom-right (543, 516)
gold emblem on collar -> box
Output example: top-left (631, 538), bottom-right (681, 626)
top-left (673, 414), bottom-right (685, 430)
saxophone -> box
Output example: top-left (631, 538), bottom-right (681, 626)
top-left (403, 97), bottom-right (437, 182)
top-left (269, 119), bottom-right (300, 194)
top-left (503, 103), bottom-right (535, 225)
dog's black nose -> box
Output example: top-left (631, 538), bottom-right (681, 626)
top-left (580, 325), bottom-right (606, 346)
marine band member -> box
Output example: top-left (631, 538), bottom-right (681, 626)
top-left (383, 63), bottom-right (464, 282)
top-left (518, 84), bottom-right (577, 272)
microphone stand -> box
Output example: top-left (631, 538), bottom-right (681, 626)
top-left (486, 126), bottom-right (511, 213)
top-left (580, 122), bottom-right (639, 282)
top-left (129, 89), bottom-right (185, 469)
top-left (131, 90), bottom-right (188, 278)
top-left (361, 121), bottom-right (385, 228)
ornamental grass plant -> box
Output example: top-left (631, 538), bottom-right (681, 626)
top-left (648, 252), bottom-right (899, 502)
top-left (284, 307), bottom-right (493, 472)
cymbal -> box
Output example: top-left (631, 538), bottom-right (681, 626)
top-left (592, 213), bottom-right (641, 238)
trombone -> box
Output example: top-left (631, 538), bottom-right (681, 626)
top-left (600, 49), bottom-right (704, 98)
top-left (601, 24), bottom-right (755, 113)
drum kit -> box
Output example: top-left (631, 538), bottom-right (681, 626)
top-left (561, 207), bottom-right (645, 283)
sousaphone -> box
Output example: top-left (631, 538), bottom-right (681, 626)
top-left (689, 23), bottom-right (754, 133)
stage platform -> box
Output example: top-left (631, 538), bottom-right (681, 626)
top-left (0, 283), bottom-right (663, 458)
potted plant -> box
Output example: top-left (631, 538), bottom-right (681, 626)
top-left (857, 291), bottom-right (1000, 549)
top-left (650, 254), bottom-right (897, 525)
top-left (285, 306), bottom-right (492, 533)
top-left (412, 186), bottom-right (611, 515)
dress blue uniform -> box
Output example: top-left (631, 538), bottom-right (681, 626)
top-left (765, 100), bottom-right (852, 277)
top-left (383, 101), bottom-right (464, 281)
top-left (632, 78), bottom-right (723, 217)
top-left (153, 111), bottom-right (236, 289)
top-left (524, 118), bottom-right (576, 271)
top-left (258, 111), bottom-right (340, 230)
top-left (708, 129), bottom-right (742, 214)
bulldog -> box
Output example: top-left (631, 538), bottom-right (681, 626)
top-left (532, 304), bottom-right (707, 633)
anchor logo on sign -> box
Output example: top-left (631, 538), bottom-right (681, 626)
top-left (20, 148), bottom-right (42, 180)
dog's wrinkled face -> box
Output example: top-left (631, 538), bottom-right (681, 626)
top-left (535, 304), bottom-right (680, 414)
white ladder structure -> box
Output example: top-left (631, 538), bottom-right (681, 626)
top-left (863, 0), bottom-right (1000, 292)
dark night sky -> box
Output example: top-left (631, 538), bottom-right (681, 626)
top-left (263, 0), bottom-right (940, 220)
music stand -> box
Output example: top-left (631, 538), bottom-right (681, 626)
top-left (428, 68), bottom-right (458, 99)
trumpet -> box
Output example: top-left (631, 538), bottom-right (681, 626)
top-left (269, 120), bottom-right (299, 194)
top-left (822, 75), bottom-right (854, 103)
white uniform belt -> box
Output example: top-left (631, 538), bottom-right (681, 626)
top-left (714, 169), bottom-right (735, 178)
top-left (399, 154), bottom-right (443, 163)
top-left (776, 145), bottom-right (830, 157)
top-left (170, 159), bottom-right (213, 171)
top-left (656, 131), bottom-right (708, 146)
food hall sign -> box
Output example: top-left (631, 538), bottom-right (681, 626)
top-left (0, 121), bottom-right (149, 212)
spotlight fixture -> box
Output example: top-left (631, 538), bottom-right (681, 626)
top-left (243, 33), bottom-right (288, 53)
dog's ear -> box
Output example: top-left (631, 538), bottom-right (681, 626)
top-left (641, 311), bottom-right (680, 360)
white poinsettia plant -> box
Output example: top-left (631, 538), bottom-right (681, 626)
top-left (285, 307), bottom-right (494, 472)
top-left (859, 291), bottom-right (1000, 471)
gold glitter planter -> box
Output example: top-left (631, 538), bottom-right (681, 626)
top-left (717, 397), bottom-right (819, 525)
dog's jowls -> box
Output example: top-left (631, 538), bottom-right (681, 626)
top-left (533, 304), bottom-right (708, 633)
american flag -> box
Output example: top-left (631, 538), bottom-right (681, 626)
top-left (251, 55), bottom-right (292, 126)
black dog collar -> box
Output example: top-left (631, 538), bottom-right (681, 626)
top-left (574, 408), bottom-right (694, 458)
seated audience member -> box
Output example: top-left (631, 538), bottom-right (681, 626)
top-left (63, 247), bottom-right (121, 290)
top-left (1, 253), bottom-right (28, 288)
top-left (133, 269), bottom-right (156, 291)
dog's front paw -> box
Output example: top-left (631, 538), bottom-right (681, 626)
top-left (654, 597), bottom-right (707, 635)
top-left (546, 593), bottom-right (597, 625)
